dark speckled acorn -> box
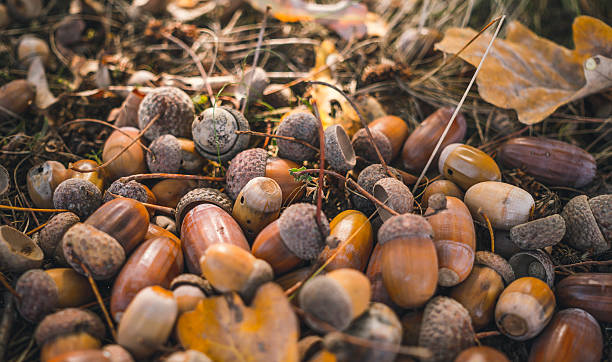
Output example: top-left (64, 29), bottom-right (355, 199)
top-left (561, 194), bottom-right (610, 253)
top-left (102, 180), bottom-right (148, 204)
top-left (276, 110), bottom-right (319, 162)
top-left (138, 86), bottom-right (195, 140)
top-left (278, 203), bottom-right (330, 260)
top-left (352, 164), bottom-right (402, 214)
top-left (192, 106), bottom-right (250, 162)
top-left (510, 214), bottom-right (565, 250)
top-left (556, 273), bottom-right (612, 323)
top-left (325, 124), bottom-right (356, 173)
top-left (498, 137), bottom-right (596, 188)
top-left (15, 269), bottom-right (59, 323)
top-left (53, 179), bottom-right (101, 219)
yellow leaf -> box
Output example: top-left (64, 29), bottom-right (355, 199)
top-left (435, 16), bottom-right (612, 124)
top-left (176, 283), bottom-right (299, 362)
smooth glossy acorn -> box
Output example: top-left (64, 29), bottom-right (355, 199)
top-left (192, 106), bottom-right (250, 162)
top-left (45, 268), bottom-right (94, 308)
top-left (402, 108), bottom-right (466, 172)
top-left (232, 177), bottom-right (282, 239)
top-left (102, 127), bottom-right (147, 180)
top-left (425, 195), bottom-right (476, 249)
top-left (465, 181), bottom-right (534, 230)
top-left (151, 179), bottom-right (197, 208)
top-left (498, 137), bottom-right (596, 188)
top-left (455, 346), bottom-right (509, 362)
top-left (438, 143), bottom-right (501, 190)
top-left (434, 239), bottom-right (474, 287)
top-left (319, 210), bottom-right (373, 272)
top-left (556, 273), bottom-right (612, 323)
top-left (65, 160), bottom-right (104, 191)
top-left (421, 179), bottom-right (463, 208)
top-left (352, 115), bottom-right (410, 163)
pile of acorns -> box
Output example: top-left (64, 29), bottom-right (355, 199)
top-left (1, 71), bottom-right (611, 361)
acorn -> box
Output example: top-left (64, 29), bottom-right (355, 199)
top-left (425, 195), bottom-right (476, 250)
top-left (102, 344), bottom-right (134, 362)
top-left (44, 268), bottom-right (94, 308)
top-left (418, 296), bottom-right (475, 362)
top-left (495, 277), bottom-right (556, 341)
top-left (236, 67), bottom-right (269, 104)
top-left (438, 143), bottom-right (501, 190)
top-left (421, 179), bottom-right (463, 208)
top-left (450, 252), bottom-right (514, 330)
top-left (455, 346), bottom-right (510, 362)
top-left (52, 179), bottom-right (101, 219)
top-left (465, 181), bottom-right (534, 230)
top-left (147, 134), bottom-right (205, 173)
top-left (252, 220), bottom-right (302, 275)
top-left (45, 350), bottom-right (111, 362)
top-left (35, 308), bottom-right (105, 362)
top-left (102, 180), bottom-right (150, 205)
top-left (6, 0), bottom-right (42, 21)
top-left (170, 274), bottom-right (211, 314)
top-left (299, 268), bottom-right (371, 332)
top-left (128, 70), bottom-right (156, 86)
top-left (17, 34), bottom-right (49, 66)
top-left (324, 302), bottom-right (402, 362)
top-left (373, 177), bottom-right (414, 221)
top-left (117, 286), bottom-right (178, 359)
top-left (401, 108), bottom-right (466, 172)
top-left (352, 164), bottom-right (402, 214)
top-left (111, 236), bottom-right (183, 322)
top-left (112, 89), bottom-right (145, 129)
top-left (274, 267), bottom-right (311, 291)
top-left (164, 350), bottom-right (213, 362)
top-left (201, 243), bottom-right (273, 301)
top-left (298, 336), bottom-right (324, 362)
top-left (276, 110), bottom-right (319, 162)
top-left (434, 239), bottom-right (474, 287)
top-left (319, 210), bottom-right (373, 272)
top-left (400, 310), bottom-right (423, 346)
top-left (556, 273), bottom-right (612, 323)
top-left (395, 27), bottom-right (442, 63)
top-left (378, 214), bottom-right (437, 308)
top-left (509, 214), bottom-right (565, 250)
top-left (509, 250), bottom-right (555, 287)
top-left (151, 179), bottom-right (197, 208)
top-left (0, 79), bottom-right (35, 118)
top-left (263, 84), bottom-right (293, 108)
top-left (529, 308), bottom-right (603, 362)
top-left (65, 160), bottom-right (104, 191)
top-left (365, 242), bottom-right (396, 308)
top-left (232, 177), bottom-right (282, 238)
top-left (180, 200), bottom-right (249, 275)
top-left (225, 148), bottom-right (305, 203)
top-left (27, 160), bottom-right (68, 209)
top-left (498, 137), bottom-right (596, 188)
top-left (325, 124), bottom-right (357, 173)
top-left (153, 215), bottom-right (176, 233)
top-left (138, 86), bottom-right (195, 140)
top-left (561, 194), bottom-right (610, 253)
top-left (192, 106), bottom-right (250, 162)
top-left (174, 187), bottom-right (233, 231)
top-left (146, 223), bottom-right (181, 244)
top-left (15, 269), bottom-right (58, 322)
top-left (101, 127), bottom-right (147, 180)
top-left (62, 223), bottom-right (126, 280)
top-left (352, 115), bottom-right (410, 163)
top-left (0, 225), bottom-right (43, 272)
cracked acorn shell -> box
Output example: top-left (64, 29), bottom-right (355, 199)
top-left (561, 194), bottom-right (610, 253)
top-left (0, 225), bottom-right (43, 272)
top-left (352, 115), bottom-right (410, 163)
top-left (465, 181), bottom-right (534, 230)
top-left (510, 214), bottom-right (565, 250)
top-left (192, 106), bottom-right (250, 162)
top-left (373, 177), bottom-right (414, 221)
top-left (276, 110), bottom-right (319, 162)
top-left (509, 250), bottom-right (555, 287)
top-left (15, 269), bottom-right (59, 323)
top-left (325, 124), bottom-right (357, 173)
top-left (138, 86), bottom-right (195, 140)
top-left (418, 296), bottom-right (475, 362)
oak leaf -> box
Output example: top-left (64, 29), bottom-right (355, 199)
top-left (435, 16), bottom-right (612, 124)
top-left (176, 282), bottom-right (299, 362)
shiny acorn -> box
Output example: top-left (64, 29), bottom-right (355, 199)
top-left (556, 273), bottom-right (612, 323)
top-left (498, 137), bottom-right (596, 188)
top-left (352, 115), bottom-right (410, 163)
top-left (319, 210), bottom-right (373, 272)
top-left (421, 179), bottom-right (463, 208)
top-left (434, 239), bottom-right (474, 287)
top-left (101, 127), bottom-right (147, 180)
top-left (138, 86), bottom-right (195, 140)
top-left (44, 268), bottom-right (94, 308)
top-left (438, 143), bottom-right (501, 190)
top-left (151, 179), bottom-right (197, 208)
top-left (465, 181), bottom-right (534, 230)
top-left (455, 346), bottom-right (509, 362)
top-left (426, 195), bottom-right (476, 249)
top-left (192, 106), bottom-right (250, 162)
top-left (275, 109), bottom-right (319, 162)
top-left (365, 242), bottom-right (396, 308)
top-left (65, 160), bottom-right (104, 191)
top-left (402, 108), bottom-right (467, 172)
top-left (232, 177), bottom-right (282, 238)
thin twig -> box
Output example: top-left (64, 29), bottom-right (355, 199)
top-left (59, 119), bottom-right (151, 153)
top-left (411, 15), bottom-right (506, 194)
top-left (311, 101), bottom-right (327, 241)
top-left (119, 173), bottom-right (224, 183)
top-left (106, 192), bottom-right (175, 216)
top-left (78, 262), bottom-right (116, 341)
top-left (475, 330), bottom-right (501, 339)
top-left (554, 259), bottom-right (612, 269)
top-left (0, 205), bottom-right (69, 213)
top-left (26, 222), bottom-right (47, 236)
top-left (0, 274), bottom-right (19, 301)
top-left (235, 130), bottom-right (319, 152)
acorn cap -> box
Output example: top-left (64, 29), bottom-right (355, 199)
top-left (53, 178), bottom-right (101, 219)
top-left (561, 195), bottom-right (608, 253)
top-left (278, 203), bottom-right (330, 260)
top-left (15, 269), bottom-right (58, 323)
top-left (236, 67), bottom-right (270, 104)
top-left (0, 164), bottom-right (8, 197)
top-left (373, 177), bottom-right (414, 221)
top-left (427, 193), bottom-right (447, 211)
top-left (34, 308), bottom-right (105, 345)
top-left (276, 111), bottom-right (319, 162)
top-left (589, 194), bottom-right (611, 243)
top-left (38, 212), bottom-right (79, 257)
top-left (138, 86), bottom-right (195, 140)
top-left (418, 296), bottom-right (475, 362)
top-left (299, 274), bottom-right (354, 331)
top-left (103, 180), bottom-right (148, 204)
top-left (0, 225), bottom-right (43, 273)
top-left (325, 124), bottom-right (356, 174)
top-left (509, 214), bottom-right (565, 250)
top-left (377, 214), bottom-right (433, 246)
top-left (225, 148), bottom-right (268, 200)
top-left (509, 250), bottom-right (555, 287)
top-left (170, 274), bottom-right (213, 295)
top-left (175, 188), bottom-right (232, 230)
top-left (62, 223), bottom-right (126, 280)
top-left (147, 134), bottom-right (182, 173)
top-left (475, 251), bottom-right (515, 285)
top-left (353, 164), bottom-right (402, 214)
top-left (192, 106), bottom-right (250, 162)
top-left (237, 177), bottom-right (282, 213)
top-left (351, 128), bottom-right (392, 164)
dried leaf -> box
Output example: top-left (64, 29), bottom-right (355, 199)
top-left (177, 283), bottom-right (299, 362)
top-left (435, 16), bottom-right (612, 124)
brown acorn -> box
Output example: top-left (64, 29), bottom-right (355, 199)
top-left (455, 346), bottom-right (509, 362)
top-left (319, 210), bottom-right (373, 272)
top-left (138, 86), bottom-right (195, 140)
top-left (528, 308), bottom-right (603, 362)
top-left (498, 137), bottom-right (596, 188)
top-left (151, 179), bottom-right (197, 208)
top-left (0, 225), bottom-right (43, 272)
top-left (561, 194), bottom-right (610, 253)
top-left (495, 277), bottom-right (556, 341)
top-left (325, 124), bottom-right (356, 173)
top-left (418, 296), bottom-right (475, 362)
top-left (101, 127), bottom-right (147, 180)
top-left (0, 79), bottom-right (35, 118)
top-left (276, 110), bottom-right (319, 162)
top-left (425, 195), bottom-right (476, 250)
top-left (15, 269), bottom-right (59, 322)
top-left (509, 250), bottom-right (555, 287)
top-left (434, 239), bottom-right (474, 287)
top-left (192, 106), bottom-right (250, 162)
top-left (556, 273), bottom-right (612, 323)
top-left (27, 160), bottom-right (68, 208)
top-left (252, 220), bottom-right (302, 275)
top-left (299, 268), bottom-right (371, 332)
top-left (35, 308), bottom-right (105, 362)
top-left (274, 267), bottom-right (311, 291)
top-left (53, 178), bottom-right (102, 219)
top-left (17, 34), bottom-right (49, 66)
top-left (65, 160), bottom-right (104, 191)
top-left (225, 148), bottom-right (305, 203)
top-left (465, 181), bottom-right (534, 230)
top-left (352, 115), bottom-right (410, 163)
top-left (174, 187), bottom-right (233, 231)
top-left (352, 164), bottom-right (403, 214)
top-left (395, 27), bottom-right (442, 63)
top-left (510, 214), bottom-right (565, 250)
top-left (147, 135), bottom-right (205, 174)
top-left (111, 236), bottom-right (183, 322)
top-left (365, 242), bottom-right (396, 308)
top-left (421, 179), bottom-right (463, 208)
top-left (438, 143), bottom-right (501, 190)
top-left (232, 177), bottom-right (282, 238)
top-left (146, 223), bottom-right (181, 244)
top-left (170, 274), bottom-right (211, 314)
top-left (45, 268), bottom-right (94, 308)
top-left (402, 108), bottom-right (467, 172)
top-left (373, 177), bottom-right (414, 221)
top-left (46, 350), bottom-right (111, 362)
